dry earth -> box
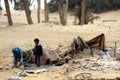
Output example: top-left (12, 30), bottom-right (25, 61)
top-left (0, 10), bottom-right (120, 80)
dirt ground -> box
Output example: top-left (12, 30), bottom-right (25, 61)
top-left (0, 10), bottom-right (120, 80)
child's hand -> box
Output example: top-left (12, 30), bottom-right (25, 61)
top-left (17, 62), bottom-right (20, 67)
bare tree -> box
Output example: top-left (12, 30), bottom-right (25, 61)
top-left (74, 5), bottom-right (79, 25)
top-left (0, 0), bottom-right (1, 15)
top-left (14, 0), bottom-right (16, 3)
top-left (81, 0), bottom-right (86, 25)
top-left (57, 0), bottom-right (68, 26)
top-left (64, 0), bottom-right (68, 25)
top-left (22, 0), bottom-right (33, 25)
top-left (37, 0), bottom-right (41, 23)
top-left (44, 0), bottom-right (49, 22)
top-left (4, 0), bottom-right (13, 26)
top-left (13, 0), bottom-right (18, 10)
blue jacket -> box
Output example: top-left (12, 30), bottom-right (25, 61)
top-left (12, 47), bottom-right (22, 62)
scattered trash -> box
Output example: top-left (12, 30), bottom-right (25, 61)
top-left (17, 71), bottom-right (28, 77)
top-left (70, 56), bottom-right (120, 72)
top-left (101, 50), bottom-right (111, 59)
top-left (75, 73), bottom-right (92, 80)
top-left (9, 76), bottom-right (21, 80)
top-left (25, 68), bottom-right (48, 74)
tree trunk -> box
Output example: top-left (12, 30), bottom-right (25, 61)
top-left (74, 5), bottom-right (78, 25)
top-left (14, 0), bottom-right (16, 3)
top-left (81, 0), bottom-right (86, 25)
top-left (44, 0), bottom-right (49, 22)
top-left (57, 0), bottom-right (68, 26)
top-left (64, 0), bottom-right (68, 25)
top-left (22, 0), bottom-right (33, 25)
top-left (0, 0), bottom-right (1, 14)
top-left (4, 0), bottom-right (13, 26)
top-left (37, 0), bottom-right (40, 23)
top-left (56, 0), bottom-right (63, 24)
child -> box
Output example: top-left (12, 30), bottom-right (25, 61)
top-left (33, 38), bottom-right (43, 67)
top-left (12, 47), bottom-right (24, 68)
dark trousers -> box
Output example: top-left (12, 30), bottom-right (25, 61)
top-left (35, 55), bottom-right (40, 67)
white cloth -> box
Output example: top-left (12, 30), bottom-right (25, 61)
top-left (101, 51), bottom-right (111, 58)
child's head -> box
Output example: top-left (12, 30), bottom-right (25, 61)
top-left (12, 47), bottom-right (20, 56)
top-left (34, 38), bottom-right (39, 45)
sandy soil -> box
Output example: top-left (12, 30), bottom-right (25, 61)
top-left (0, 10), bottom-right (120, 80)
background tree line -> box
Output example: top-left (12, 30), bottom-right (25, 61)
top-left (1, 0), bottom-right (120, 26)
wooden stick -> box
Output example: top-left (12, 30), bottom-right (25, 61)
top-left (103, 20), bottom-right (117, 22)
top-left (114, 42), bottom-right (117, 57)
top-left (25, 68), bottom-right (48, 74)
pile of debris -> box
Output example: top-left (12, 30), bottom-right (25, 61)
top-left (58, 33), bottom-right (105, 63)
top-left (56, 34), bottom-right (120, 80)
top-left (21, 33), bottom-right (120, 69)
top-left (22, 48), bottom-right (59, 67)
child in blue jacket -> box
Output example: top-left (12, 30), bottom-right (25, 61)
top-left (12, 47), bottom-right (24, 68)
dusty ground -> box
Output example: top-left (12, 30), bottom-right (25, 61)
top-left (0, 10), bottom-right (120, 80)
